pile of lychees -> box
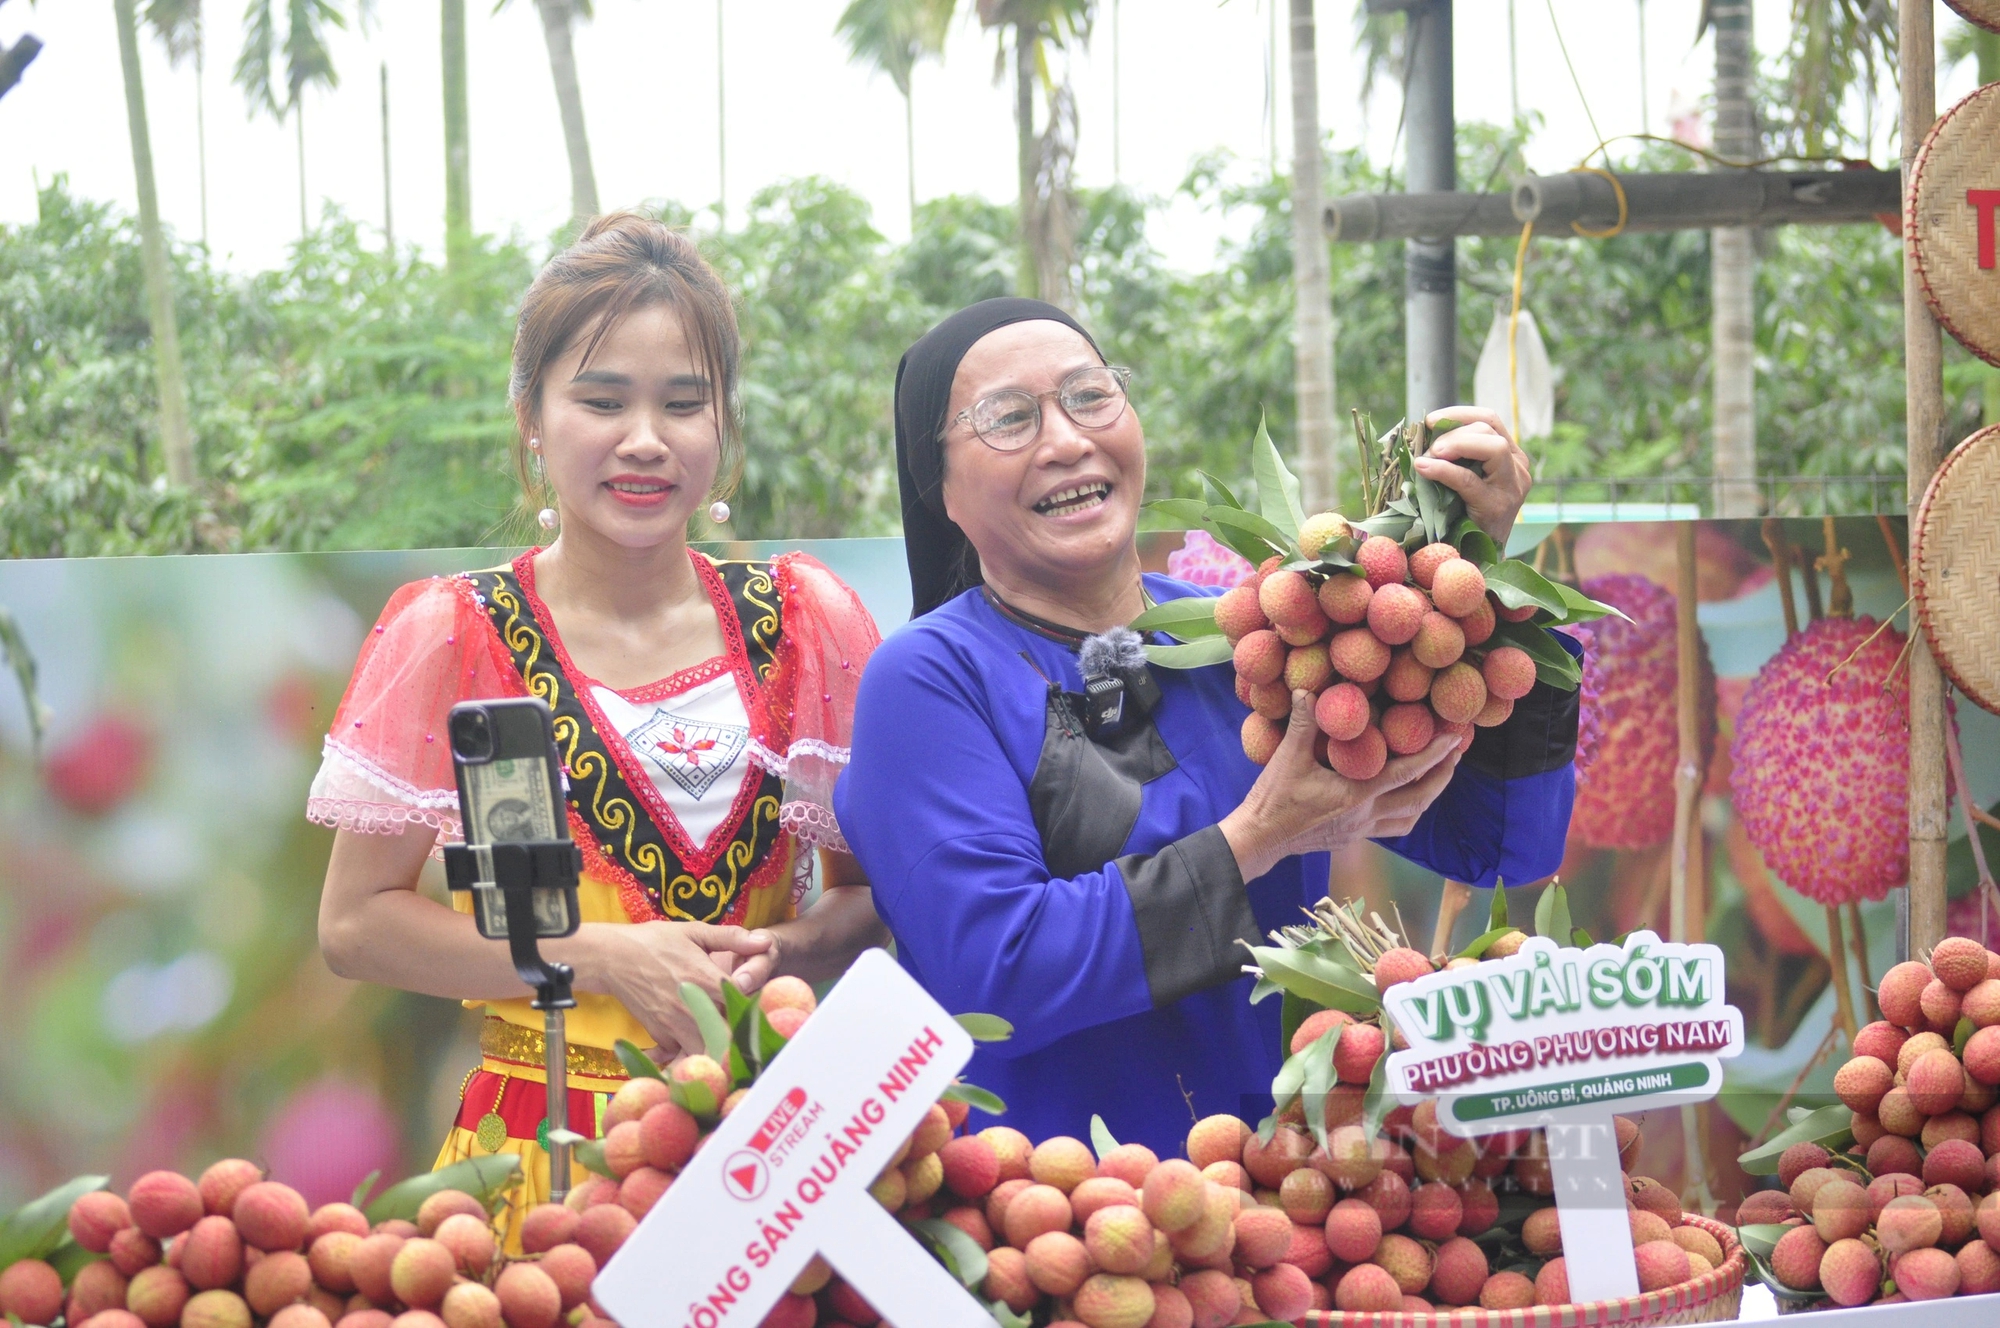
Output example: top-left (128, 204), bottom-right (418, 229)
top-left (0, 1169), bottom-right (615, 1328)
top-left (1748, 936), bottom-right (2000, 1307)
top-left (1220, 532), bottom-right (1539, 778)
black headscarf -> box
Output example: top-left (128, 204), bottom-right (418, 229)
top-left (894, 297), bottom-right (1103, 618)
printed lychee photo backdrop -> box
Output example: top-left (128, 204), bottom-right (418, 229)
top-left (0, 520), bottom-right (1994, 1215)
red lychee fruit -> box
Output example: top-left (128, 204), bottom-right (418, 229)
top-left (179, 1290), bottom-right (250, 1328)
top-left (1428, 560), bottom-right (1486, 618)
top-left (1958, 1238), bottom-right (2000, 1296)
top-left (601, 1076), bottom-right (670, 1132)
top-left (234, 1182), bottom-right (310, 1253)
top-left (1320, 1198), bottom-right (1380, 1263)
top-left (1962, 977), bottom-right (2000, 1026)
top-left (1278, 1167), bottom-right (1333, 1227)
top-left (1024, 1229), bottom-right (1092, 1297)
top-left (197, 1162), bottom-right (262, 1221)
top-left (180, 1216), bottom-right (245, 1292)
top-left (1856, 1019), bottom-right (1911, 1064)
top-left (1580, 574), bottom-right (1718, 851)
top-left (388, 1239), bottom-right (455, 1311)
top-left (1214, 585), bottom-right (1268, 643)
top-left (1356, 537), bottom-right (1409, 589)
top-left (1967, 1025), bottom-right (2000, 1085)
top-left (128, 1172), bottom-right (203, 1241)
top-left (1373, 947), bottom-right (1432, 993)
top-left (1410, 543), bottom-right (1458, 589)
top-left (1931, 936), bottom-right (1990, 992)
top-left (1140, 1159), bottom-right (1205, 1234)
top-left (1495, 594), bottom-right (1539, 623)
top-left (1383, 648), bottom-right (1435, 702)
top-left (637, 1100), bottom-right (699, 1173)
top-left (1480, 646), bottom-right (1537, 701)
top-left (1907, 1048), bottom-right (1965, 1115)
top-left (1456, 596), bottom-right (1497, 649)
top-left (1812, 1180), bottom-right (1870, 1241)
top-left (67, 1259), bottom-right (128, 1325)
top-left (1878, 961), bottom-right (1934, 1029)
top-left (1922, 1138), bottom-right (1984, 1192)
top-left (1333, 1263), bottom-right (1401, 1312)
top-left (1003, 1184), bottom-right (1074, 1249)
top-left (536, 1244), bottom-right (596, 1311)
top-left (243, 1250), bottom-right (310, 1317)
top-left (493, 1264), bottom-right (562, 1328)
top-left (1878, 1195), bottom-right (1944, 1256)
top-left (1240, 712), bottom-right (1284, 766)
top-left (1366, 583), bottom-right (1428, 646)
top-left (1178, 1268), bottom-right (1239, 1325)
top-left (0, 1259), bottom-right (63, 1326)
top-left (1333, 1022), bottom-right (1386, 1084)
top-left (1069, 1176), bottom-right (1139, 1225)
top-left (1479, 1270), bottom-right (1537, 1309)
top-left (1232, 630), bottom-right (1285, 685)
top-left (1246, 679), bottom-right (1290, 720)
top-left (938, 1135), bottom-right (1000, 1200)
top-left (1778, 1142), bottom-right (1833, 1190)
top-left (1318, 573), bottom-right (1373, 625)
top-left (1284, 643), bottom-right (1332, 692)
top-left (1327, 726), bottom-right (1388, 781)
top-left (1732, 613), bottom-right (1911, 905)
top-left (1429, 1235), bottom-right (1489, 1305)
top-left (1771, 1224), bottom-right (1828, 1291)
top-left (1920, 978), bottom-right (1963, 1031)
top-left (1329, 627), bottom-right (1391, 683)
top-left (1231, 1207), bottom-right (1293, 1269)
top-left (1818, 1238), bottom-right (1882, 1307)
top-left (1259, 571), bottom-right (1325, 637)
top-left (438, 1284), bottom-right (500, 1328)
top-left (1835, 1056), bottom-right (1894, 1113)
top-left (1534, 1257), bottom-right (1570, 1306)
top-left (1428, 661), bottom-right (1488, 724)
top-left (1893, 1246), bottom-right (1961, 1300)
top-left (1380, 703), bottom-right (1436, 756)
top-left (572, 1203), bottom-right (634, 1267)
top-left (1313, 683), bottom-right (1369, 742)
top-left (1474, 695), bottom-right (1513, 728)
top-left (1410, 612), bottom-right (1466, 670)
top-left (70, 1191), bottom-right (133, 1254)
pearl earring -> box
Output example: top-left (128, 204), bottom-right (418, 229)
top-left (529, 437), bottom-right (541, 450)
top-left (537, 508), bottom-right (558, 530)
top-left (708, 501), bottom-right (732, 525)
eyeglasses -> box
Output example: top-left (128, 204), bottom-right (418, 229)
top-left (953, 365), bottom-right (1134, 452)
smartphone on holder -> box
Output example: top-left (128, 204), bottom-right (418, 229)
top-left (446, 698), bottom-right (579, 941)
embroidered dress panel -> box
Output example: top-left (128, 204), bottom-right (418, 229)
top-left (590, 671), bottom-right (753, 847)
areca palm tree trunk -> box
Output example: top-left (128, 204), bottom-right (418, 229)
top-left (296, 99), bottom-right (308, 236)
top-left (442, 0), bottom-right (473, 271)
top-left (904, 87), bottom-right (917, 221)
top-left (113, 0), bottom-right (195, 488)
top-left (1288, 0), bottom-right (1336, 510)
top-left (1015, 19), bottom-right (1037, 298)
top-left (1709, 0), bottom-right (1758, 517)
top-left (533, 0), bottom-right (599, 225)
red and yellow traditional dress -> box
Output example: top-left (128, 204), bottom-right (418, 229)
top-left (307, 549), bottom-right (878, 1241)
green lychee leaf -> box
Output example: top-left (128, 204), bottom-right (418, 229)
top-left (1483, 559), bottom-right (1573, 616)
top-left (1359, 1025), bottom-right (1396, 1141)
top-left (1735, 1104), bottom-right (1854, 1175)
top-left (1734, 1224), bottom-right (1791, 1260)
top-left (1197, 470), bottom-right (1246, 511)
top-left (0, 1175), bottom-right (108, 1270)
top-left (571, 1140), bottom-right (616, 1180)
top-left (908, 1217), bottom-right (990, 1291)
top-left (1300, 1026), bottom-right (1342, 1151)
top-left (670, 1077), bottom-right (720, 1120)
top-left (1089, 1115), bottom-right (1121, 1160)
top-left (1954, 1016), bottom-right (1974, 1056)
top-left (678, 981), bottom-right (734, 1066)
top-left (1489, 619), bottom-right (1584, 690)
top-left (1533, 882), bottom-right (1573, 942)
top-left (940, 1081), bottom-right (1008, 1116)
top-left (1249, 945), bottom-right (1383, 1015)
top-left (955, 1012), bottom-right (1014, 1042)
top-left (350, 1171), bottom-right (381, 1209)
top-left (1141, 497), bottom-right (1212, 530)
top-left (988, 1299), bottom-right (1033, 1328)
top-left (1248, 975), bottom-right (1283, 1005)
top-left (48, 1237), bottom-right (102, 1283)
top-left (755, 1005), bottom-right (789, 1063)
top-left (1490, 879), bottom-right (1510, 930)
top-left (1552, 579), bottom-right (1628, 623)
top-left (614, 1038), bottom-right (668, 1082)
top-left (1144, 637), bottom-right (1235, 670)
top-left (1277, 990), bottom-right (1311, 1052)
top-left (1455, 524), bottom-right (1502, 567)
top-left (1205, 506), bottom-right (1293, 563)
top-left (364, 1156), bottom-right (519, 1225)
top-left (1250, 414), bottom-right (1307, 543)
top-left (1457, 925), bottom-right (1515, 960)
top-left (1129, 597), bottom-right (1224, 640)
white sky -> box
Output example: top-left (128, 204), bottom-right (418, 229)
top-left (1, 2), bottom-right (1983, 275)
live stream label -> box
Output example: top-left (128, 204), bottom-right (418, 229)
top-left (591, 949), bottom-right (998, 1328)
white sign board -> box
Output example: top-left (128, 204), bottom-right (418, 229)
top-left (1381, 932), bottom-right (1744, 1305)
top-left (592, 949), bottom-right (998, 1328)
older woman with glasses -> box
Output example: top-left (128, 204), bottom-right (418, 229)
top-left (833, 299), bottom-right (1574, 1156)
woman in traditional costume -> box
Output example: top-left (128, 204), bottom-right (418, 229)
top-left (836, 299), bottom-right (1578, 1157)
top-left (312, 216), bottom-right (887, 1239)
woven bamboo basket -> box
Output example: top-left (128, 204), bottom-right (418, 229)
top-left (1299, 1215), bottom-right (1743, 1327)
top-left (1913, 425), bottom-right (2000, 717)
top-left (1945, 0), bottom-right (2000, 33)
top-left (1907, 82), bottom-right (2000, 369)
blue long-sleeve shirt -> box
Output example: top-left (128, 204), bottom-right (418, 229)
top-left (834, 575), bottom-right (1576, 1157)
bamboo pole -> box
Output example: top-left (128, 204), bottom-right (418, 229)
top-left (1845, 900), bottom-right (1875, 1023)
top-left (1825, 905), bottom-right (1860, 1044)
top-left (1761, 520), bottom-right (1799, 639)
top-left (1430, 879), bottom-right (1474, 962)
top-left (1901, 0), bottom-right (1948, 957)
top-left (1670, 524), bottom-right (1702, 946)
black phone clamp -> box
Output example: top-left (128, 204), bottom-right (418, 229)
top-left (443, 838), bottom-right (586, 1199)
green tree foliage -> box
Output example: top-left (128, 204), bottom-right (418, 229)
top-left (2, 137), bottom-right (1982, 558)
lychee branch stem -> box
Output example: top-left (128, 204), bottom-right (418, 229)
top-left (1760, 519), bottom-right (1800, 641)
top-left (1843, 901), bottom-right (1874, 1023)
top-left (1822, 904), bottom-right (1860, 1045)
top-left (1750, 1024), bottom-right (1840, 1147)
top-left (1669, 525), bottom-right (1702, 951)
top-left (1823, 598), bottom-right (1911, 686)
top-left (1818, 515), bottom-right (1853, 619)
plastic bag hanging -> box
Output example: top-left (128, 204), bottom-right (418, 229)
top-left (1474, 305), bottom-right (1554, 442)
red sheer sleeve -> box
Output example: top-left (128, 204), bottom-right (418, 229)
top-left (750, 553), bottom-right (883, 854)
top-left (306, 575), bottom-right (524, 842)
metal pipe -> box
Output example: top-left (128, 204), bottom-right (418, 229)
top-left (1325, 170), bottom-right (1900, 242)
top-left (1403, 0), bottom-right (1455, 422)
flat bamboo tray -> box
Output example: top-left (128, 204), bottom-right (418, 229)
top-left (1907, 83), bottom-right (2000, 368)
top-left (1944, 0), bottom-right (2000, 34)
top-left (1913, 425), bottom-right (2000, 716)
top-left (1301, 1214), bottom-right (1743, 1327)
